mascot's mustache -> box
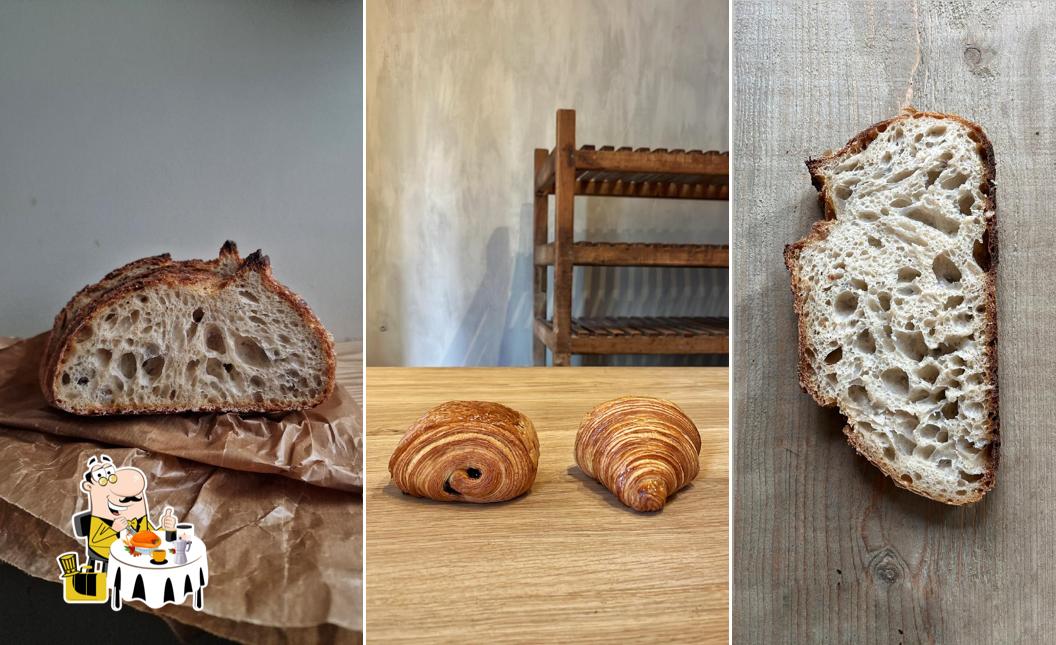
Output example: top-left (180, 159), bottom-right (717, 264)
top-left (118, 495), bottom-right (142, 503)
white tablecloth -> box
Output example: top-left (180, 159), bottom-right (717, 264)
top-left (107, 535), bottom-right (209, 610)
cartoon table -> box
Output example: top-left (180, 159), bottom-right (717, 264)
top-left (107, 535), bottom-right (208, 610)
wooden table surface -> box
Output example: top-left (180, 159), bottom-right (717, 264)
top-left (734, 2), bottom-right (1056, 643)
top-left (366, 367), bottom-right (728, 644)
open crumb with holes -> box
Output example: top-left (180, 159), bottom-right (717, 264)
top-left (40, 241), bottom-right (335, 415)
top-left (785, 108), bottom-right (998, 505)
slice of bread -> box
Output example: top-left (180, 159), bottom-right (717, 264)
top-left (40, 241), bottom-right (335, 415)
top-left (785, 109), bottom-right (998, 505)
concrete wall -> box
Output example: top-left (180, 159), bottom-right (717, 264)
top-left (0, 0), bottom-right (363, 341)
top-left (367, 0), bottom-right (728, 366)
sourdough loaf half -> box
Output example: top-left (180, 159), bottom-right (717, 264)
top-left (40, 241), bottom-right (335, 415)
top-left (785, 109), bottom-right (998, 504)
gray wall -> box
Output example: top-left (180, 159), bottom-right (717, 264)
top-left (367, 0), bottom-right (728, 366)
top-left (0, 0), bottom-right (363, 341)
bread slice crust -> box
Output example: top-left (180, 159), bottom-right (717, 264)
top-left (785, 109), bottom-right (999, 505)
top-left (40, 241), bottom-right (336, 415)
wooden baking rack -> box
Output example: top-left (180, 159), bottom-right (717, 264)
top-left (532, 108), bottom-right (729, 365)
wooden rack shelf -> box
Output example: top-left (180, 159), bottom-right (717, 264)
top-left (532, 109), bottom-right (729, 366)
top-left (534, 317), bottom-right (729, 355)
top-left (535, 147), bottom-right (729, 200)
top-left (534, 242), bottom-right (729, 268)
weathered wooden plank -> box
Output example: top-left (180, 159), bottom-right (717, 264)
top-left (734, 1), bottom-right (1056, 643)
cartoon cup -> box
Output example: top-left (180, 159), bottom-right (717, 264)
top-left (176, 523), bottom-right (194, 540)
top-left (151, 549), bottom-right (167, 564)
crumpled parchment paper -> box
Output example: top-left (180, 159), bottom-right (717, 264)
top-left (0, 336), bottom-right (362, 643)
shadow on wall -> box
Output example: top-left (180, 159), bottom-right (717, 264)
top-left (442, 227), bottom-right (513, 365)
top-left (497, 205), bottom-right (537, 365)
top-left (440, 202), bottom-right (729, 367)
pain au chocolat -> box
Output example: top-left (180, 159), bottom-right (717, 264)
top-left (389, 401), bottom-right (540, 503)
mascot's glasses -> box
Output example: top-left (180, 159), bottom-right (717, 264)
top-left (94, 474), bottom-right (118, 485)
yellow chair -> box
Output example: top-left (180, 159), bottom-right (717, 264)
top-left (57, 552), bottom-right (108, 604)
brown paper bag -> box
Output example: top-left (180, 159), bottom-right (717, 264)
top-left (0, 334), bottom-right (362, 491)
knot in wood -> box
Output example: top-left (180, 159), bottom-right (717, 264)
top-left (868, 547), bottom-right (905, 585)
top-left (876, 562), bottom-right (900, 584)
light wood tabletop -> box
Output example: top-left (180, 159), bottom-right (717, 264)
top-left (735, 2), bottom-right (1056, 643)
top-left (366, 367), bottom-right (728, 644)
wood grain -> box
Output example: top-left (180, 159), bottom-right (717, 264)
top-left (366, 367), bottom-right (728, 643)
top-left (734, 1), bottom-right (1056, 642)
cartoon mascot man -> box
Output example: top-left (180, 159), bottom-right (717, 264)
top-left (75, 455), bottom-right (177, 571)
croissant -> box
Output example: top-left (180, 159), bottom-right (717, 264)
top-left (389, 401), bottom-right (540, 503)
top-left (575, 396), bottom-right (701, 512)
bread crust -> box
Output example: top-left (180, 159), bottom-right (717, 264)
top-left (785, 108), bottom-right (999, 505)
top-left (40, 241), bottom-right (336, 415)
